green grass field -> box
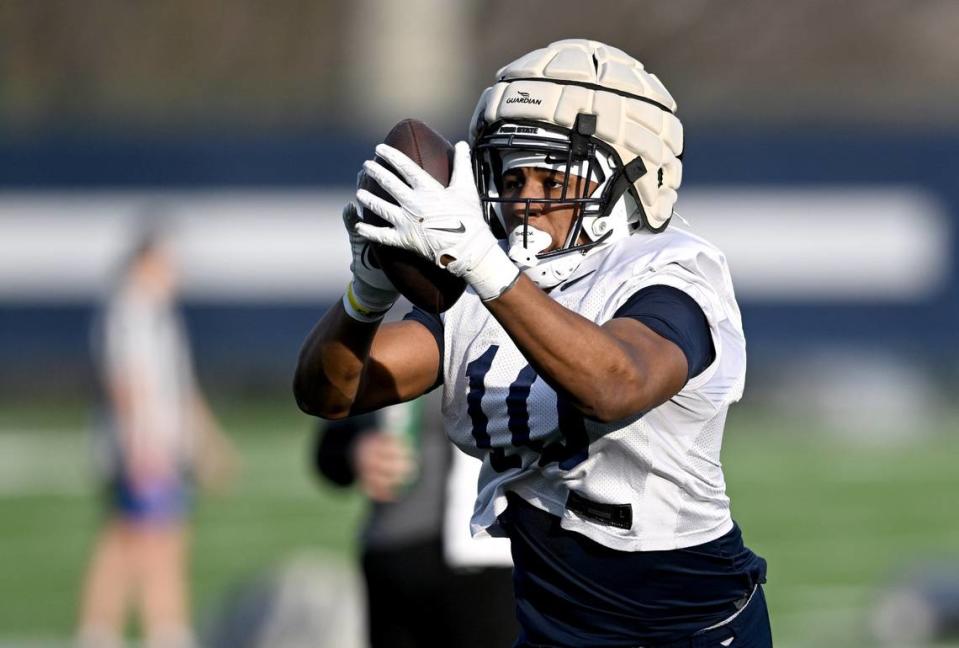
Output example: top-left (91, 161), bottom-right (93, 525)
top-left (1, 399), bottom-right (958, 647)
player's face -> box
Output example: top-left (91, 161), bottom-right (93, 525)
top-left (500, 167), bottom-right (598, 252)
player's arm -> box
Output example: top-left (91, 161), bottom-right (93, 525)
top-left (190, 390), bottom-right (240, 492)
top-left (293, 303), bottom-right (439, 419)
top-left (293, 204), bottom-right (440, 420)
top-left (355, 141), bottom-right (696, 422)
top-left (484, 276), bottom-right (688, 421)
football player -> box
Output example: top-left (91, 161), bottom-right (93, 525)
top-left (296, 39), bottom-right (771, 647)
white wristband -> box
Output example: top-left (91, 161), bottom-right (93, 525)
top-left (463, 244), bottom-right (521, 302)
top-left (342, 281), bottom-right (392, 322)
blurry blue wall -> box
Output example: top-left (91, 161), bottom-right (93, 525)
top-left (1, 129), bottom-right (957, 396)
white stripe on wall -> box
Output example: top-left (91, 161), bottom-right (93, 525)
top-left (677, 186), bottom-right (950, 300)
top-left (0, 186), bottom-right (949, 302)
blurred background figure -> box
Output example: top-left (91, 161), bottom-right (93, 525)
top-left (77, 218), bottom-right (237, 648)
top-left (314, 392), bottom-right (518, 648)
top-left (871, 565), bottom-right (959, 645)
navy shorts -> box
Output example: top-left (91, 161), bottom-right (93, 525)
top-left (108, 473), bottom-right (191, 523)
top-left (500, 492), bottom-right (770, 647)
top-left (678, 584), bottom-right (773, 648)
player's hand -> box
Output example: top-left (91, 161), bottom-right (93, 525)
top-left (342, 201), bottom-right (399, 320)
top-left (351, 431), bottom-right (416, 502)
top-left (356, 141), bottom-right (519, 301)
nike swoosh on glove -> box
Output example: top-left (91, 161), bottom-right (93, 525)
top-left (355, 141), bottom-right (519, 301)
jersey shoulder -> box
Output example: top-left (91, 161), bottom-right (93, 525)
top-left (593, 226), bottom-right (732, 290)
top-left (608, 225), bottom-right (726, 268)
top-left (577, 226), bottom-right (739, 328)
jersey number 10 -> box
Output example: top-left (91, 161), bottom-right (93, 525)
top-left (466, 345), bottom-right (589, 473)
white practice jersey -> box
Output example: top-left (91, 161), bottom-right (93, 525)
top-left (95, 283), bottom-right (198, 474)
top-left (440, 226), bottom-right (746, 552)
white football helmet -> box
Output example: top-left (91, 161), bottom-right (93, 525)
top-left (468, 39), bottom-right (684, 289)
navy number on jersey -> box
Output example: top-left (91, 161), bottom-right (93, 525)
top-left (465, 346), bottom-right (589, 472)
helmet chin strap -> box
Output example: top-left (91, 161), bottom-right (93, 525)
top-left (507, 224), bottom-right (585, 290)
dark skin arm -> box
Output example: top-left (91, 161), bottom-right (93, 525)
top-left (293, 301), bottom-right (440, 420)
top-left (296, 165), bottom-right (687, 423)
top-left (294, 277), bottom-right (688, 424)
top-left (485, 274), bottom-right (689, 422)
top-left (482, 166), bottom-right (689, 421)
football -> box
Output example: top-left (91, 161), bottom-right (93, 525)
top-left (359, 119), bottom-right (467, 313)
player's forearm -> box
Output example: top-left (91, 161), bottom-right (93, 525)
top-left (294, 301), bottom-right (380, 419)
top-left (485, 276), bottom-right (664, 421)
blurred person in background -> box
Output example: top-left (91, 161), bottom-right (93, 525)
top-left (313, 393), bottom-right (517, 648)
top-left (77, 218), bottom-right (237, 648)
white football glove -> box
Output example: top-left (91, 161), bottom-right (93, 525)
top-left (355, 141), bottom-right (519, 302)
top-left (342, 201), bottom-right (399, 322)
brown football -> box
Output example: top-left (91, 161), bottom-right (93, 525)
top-left (359, 119), bottom-right (467, 313)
